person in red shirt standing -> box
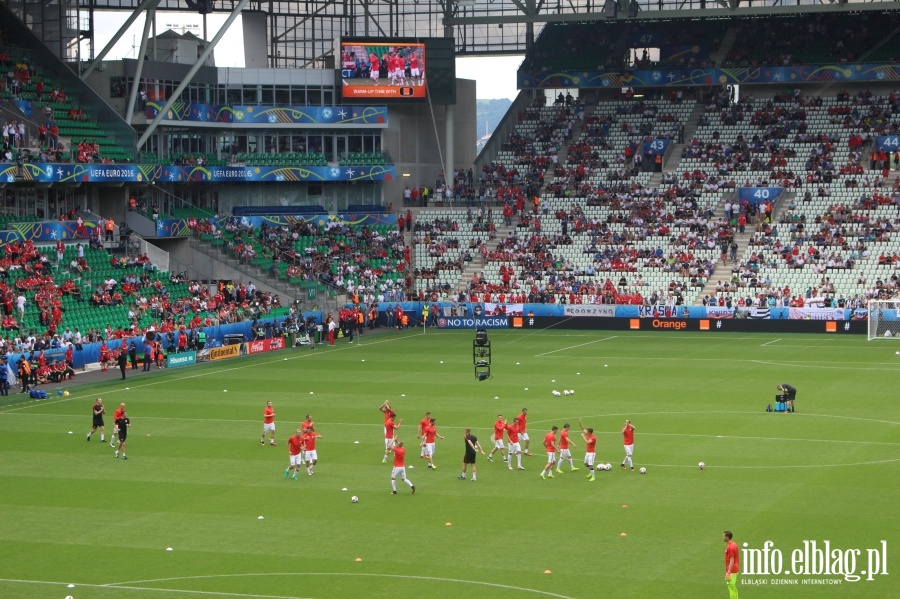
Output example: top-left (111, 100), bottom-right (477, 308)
top-left (540, 426), bottom-right (559, 479)
top-left (388, 440), bottom-right (415, 494)
top-left (620, 419), bottom-right (635, 471)
top-left (417, 411), bottom-right (431, 460)
top-left (381, 406), bottom-right (402, 463)
top-left (285, 428), bottom-right (304, 480)
top-left (555, 423), bottom-right (579, 473)
top-left (579, 419), bottom-right (598, 482)
top-left (422, 417), bottom-right (445, 470)
top-left (724, 530), bottom-right (740, 598)
top-left (260, 401), bottom-right (276, 446)
top-left (506, 417), bottom-right (524, 471)
top-left (487, 414), bottom-right (507, 463)
top-left (518, 407), bottom-right (532, 456)
top-left (302, 426), bottom-right (322, 476)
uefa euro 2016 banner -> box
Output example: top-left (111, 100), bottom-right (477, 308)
top-left (0, 162), bottom-right (394, 184)
top-left (519, 64), bottom-right (900, 89)
top-left (146, 102), bottom-right (388, 126)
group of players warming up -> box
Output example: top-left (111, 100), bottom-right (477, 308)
top-left (264, 399), bottom-right (638, 494)
top-left (86, 398), bottom-right (131, 459)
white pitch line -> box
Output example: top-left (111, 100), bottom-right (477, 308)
top-left (760, 338), bottom-right (781, 346)
top-left (102, 572), bottom-right (576, 599)
top-left (642, 457), bottom-right (900, 469)
top-left (0, 579), bottom-right (309, 599)
top-left (750, 359), bottom-right (900, 371)
top-left (534, 336), bottom-right (618, 357)
top-left (0, 334), bottom-right (415, 415)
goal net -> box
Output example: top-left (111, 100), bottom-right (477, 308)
top-left (867, 299), bottom-right (900, 340)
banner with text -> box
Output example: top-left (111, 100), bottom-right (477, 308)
top-left (246, 337), bottom-right (287, 355)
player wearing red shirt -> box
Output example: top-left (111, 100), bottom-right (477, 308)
top-left (506, 418), bottom-right (524, 470)
top-left (110, 402), bottom-right (126, 447)
top-left (724, 531), bottom-right (740, 597)
top-left (382, 417), bottom-right (402, 462)
top-left (260, 401), bottom-right (276, 446)
top-left (621, 419), bottom-right (635, 471)
top-left (555, 423), bottom-right (579, 473)
top-left (422, 418), bottom-right (445, 470)
top-left (417, 411), bottom-right (432, 459)
top-left (302, 426), bottom-right (322, 476)
top-left (488, 414), bottom-right (507, 463)
top-left (286, 429), bottom-right (304, 479)
top-left (540, 426), bottom-right (559, 479)
top-left (579, 418), bottom-right (598, 481)
top-left (369, 53), bottom-right (380, 85)
top-left (518, 408), bottom-right (532, 455)
top-left (388, 440), bottom-right (415, 494)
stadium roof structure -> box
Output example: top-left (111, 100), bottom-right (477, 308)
top-left (12, 0), bottom-right (900, 71)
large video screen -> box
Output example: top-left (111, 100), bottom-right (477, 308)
top-left (340, 40), bottom-right (427, 101)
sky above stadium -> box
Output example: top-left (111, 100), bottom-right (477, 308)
top-left (91, 11), bottom-right (522, 101)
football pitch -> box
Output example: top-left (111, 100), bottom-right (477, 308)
top-left (1, 329), bottom-right (897, 599)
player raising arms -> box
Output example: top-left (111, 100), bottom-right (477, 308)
top-left (487, 414), bottom-right (507, 463)
top-left (381, 402), bottom-right (402, 463)
top-left (556, 423), bottom-right (579, 473)
top-left (621, 419), bottom-right (635, 471)
top-left (579, 418), bottom-right (598, 482)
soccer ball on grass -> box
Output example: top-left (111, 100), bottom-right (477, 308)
top-left (698, 462), bottom-right (705, 470)
top-left (351, 496), bottom-right (359, 503)
top-left (639, 467), bottom-right (647, 474)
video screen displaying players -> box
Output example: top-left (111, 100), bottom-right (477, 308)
top-left (340, 41), bottom-right (426, 101)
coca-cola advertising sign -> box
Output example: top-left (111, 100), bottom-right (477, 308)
top-left (247, 336), bottom-right (286, 355)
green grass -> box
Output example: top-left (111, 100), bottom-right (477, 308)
top-left (1, 330), bottom-right (898, 599)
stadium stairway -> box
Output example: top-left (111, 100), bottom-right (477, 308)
top-left (693, 191), bottom-right (796, 305)
top-left (453, 219), bottom-right (520, 296)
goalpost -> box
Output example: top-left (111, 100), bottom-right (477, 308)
top-left (867, 299), bottom-right (900, 340)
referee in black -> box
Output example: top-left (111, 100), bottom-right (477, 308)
top-left (114, 410), bottom-right (131, 459)
top-left (459, 428), bottom-right (485, 481)
top-left (777, 384), bottom-right (797, 413)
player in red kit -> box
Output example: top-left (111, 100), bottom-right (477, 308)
top-left (579, 418), bottom-right (598, 481)
top-left (381, 402), bottom-right (402, 463)
top-left (417, 411), bottom-right (432, 459)
top-left (555, 423), bottom-right (579, 473)
top-left (369, 53), bottom-right (380, 85)
top-left (260, 401), bottom-right (276, 446)
top-left (488, 414), bottom-right (507, 463)
top-left (506, 418), bottom-right (525, 470)
top-left (540, 426), bottom-right (559, 479)
top-left (422, 417), bottom-right (445, 470)
top-left (621, 419), bottom-right (635, 471)
top-left (389, 439), bottom-right (415, 494)
top-left (518, 408), bottom-right (532, 455)
top-left (286, 429), bottom-right (304, 480)
top-left (302, 426), bottom-right (322, 476)
top-left (724, 530), bottom-right (740, 598)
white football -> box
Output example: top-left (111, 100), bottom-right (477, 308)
top-left (639, 467), bottom-right (647, 474)
top-left (351, 495), bottom-right (359, 503)
top-left (605, 463), bottom-right (612, 470)
top-left (563, 390), bottom-right (570, 396)
top-left (568, 389), bottom-right (574, 395)
top-left (699, 462), bottom-right (705, 470)
top-left (552, 390), bottom-right (561, 396)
